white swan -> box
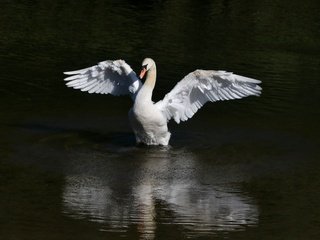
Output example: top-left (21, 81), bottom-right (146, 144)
top-left (64, 58), bottom-right (261, 145)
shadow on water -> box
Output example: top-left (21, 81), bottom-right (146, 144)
top-left (8, 122), bottom-right (137, 147)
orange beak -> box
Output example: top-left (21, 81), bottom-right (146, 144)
top-left (139, 68), bottom-right (147, 79)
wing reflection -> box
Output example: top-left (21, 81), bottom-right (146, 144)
top-left (62, 147), bottom-right (258, 238)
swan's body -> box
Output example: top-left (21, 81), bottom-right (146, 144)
top-left (128, 59), bottom-right (171, 145)
top-left (64, 58), bottom-right (262, 145)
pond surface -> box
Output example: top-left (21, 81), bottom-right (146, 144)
top-left (1, 0), bottom-right (320, 239)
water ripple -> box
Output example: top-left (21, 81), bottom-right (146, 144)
top-left (62, 148), bottom-right (259, 238)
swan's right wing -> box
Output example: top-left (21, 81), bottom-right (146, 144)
top-left (155, 70), bottom-right (262, 123)
top-left (64, 60), bottom-right (142, 100)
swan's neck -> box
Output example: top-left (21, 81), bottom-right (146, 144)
top-left (138, 65), bottom-right (156, 102)
top-left (145, 65), bottom-right (157, 90)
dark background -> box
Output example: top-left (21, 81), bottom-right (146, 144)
top-left (1, 0), bottom-right (320, 239)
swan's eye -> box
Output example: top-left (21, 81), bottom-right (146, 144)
top-left (142, 64), bottom-right (148, 70)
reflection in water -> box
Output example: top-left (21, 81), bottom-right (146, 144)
top-left (62, 148), bottom-right (258, 238)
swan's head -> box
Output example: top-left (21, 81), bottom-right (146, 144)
top-left (139, 58), bottom-right (155, 79)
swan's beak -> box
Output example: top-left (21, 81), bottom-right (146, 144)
top-left (139, 68), bottom-right (147, 79)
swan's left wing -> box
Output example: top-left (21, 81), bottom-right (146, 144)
top-left (64, 60), bottom-right (142, 100)
top-left (155, 70), bottom-right (262, 124)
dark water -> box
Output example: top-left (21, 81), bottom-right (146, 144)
top-left (1, 0), bottom-right (320, 239)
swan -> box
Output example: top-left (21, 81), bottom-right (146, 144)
top-left (64, 58), bottom-right (261, 145)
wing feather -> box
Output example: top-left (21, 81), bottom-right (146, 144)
top-left (155, 70), bottom-right (262, 124)
top-left (64, 59), bottom-right (142, 100)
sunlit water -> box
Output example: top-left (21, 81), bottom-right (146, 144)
top-left (1, 0), bottom-right (320, 239)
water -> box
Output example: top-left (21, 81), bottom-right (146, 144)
top-left (1, 0), bottom-right (320, 239)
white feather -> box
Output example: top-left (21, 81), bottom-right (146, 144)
top-left (64, 60), bottom-right (142, 100)
top-left (155, 70), bottom-right (262, 124)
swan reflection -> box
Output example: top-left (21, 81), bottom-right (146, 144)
top-left (62, 147), bottom-right (258, 238)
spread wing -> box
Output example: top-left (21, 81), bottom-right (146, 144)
top-left (155, 70), bottom-right (262, 123)
top-left (64, 59), bottom-right (142, 100)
